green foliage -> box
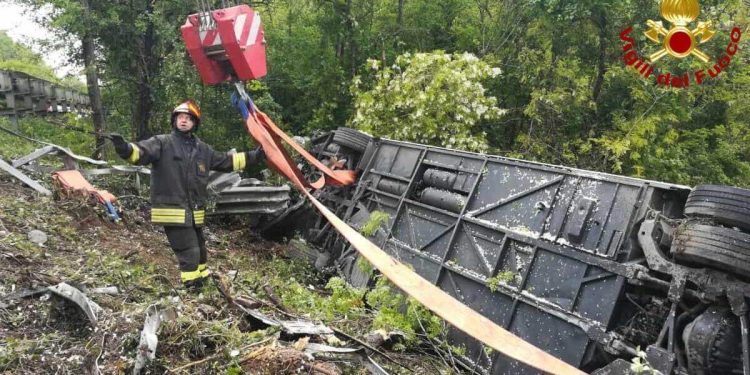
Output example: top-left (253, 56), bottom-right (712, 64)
top-left (350, 52), bottom-right (505, 152)
top-left (366, 276), bottom-right (445, 345)
top-left (486, 271), bottom-right (515, 292)
top-left (0, 116), bottom-right (98, 163)
top-left (255, 257), bottom-right (367, 323)
top-left (360, 210), bottom-right (390, 237)
top-left (0, 334), bottom-right (67, 370)
top-left (0, 31), bottom-right (85, 91)
top-left (8, 0), bottom-right (750, 187)
top-left (0, 31), bottom-right (42, 63)
top-left (356, 257), bottom-right (375, 276)
top-left (0, 119), bottom-right (37, 160)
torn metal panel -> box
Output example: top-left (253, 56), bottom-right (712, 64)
top-left (0, 158), bottom-right (52, 195)
top-left (236, 305), bottom-right (282, 327)
top-left (235, 306), bottom-right (334, 336)
top-left (88, 286), bottom-right (120, 295)
top-left (47, 282), bottom-right (102, 326)
top-left (0, 287), bottom-right (49, 308)
top-left (279, 320), bottom-right (334, 336)
top-left (213, 185), bottom-right (291, 215)
top-left (132, 306), bottom-right (177, 375)
top-left (303, 343), bottom-right (390, 375)
top-left (207, 171), bottom-right (241, 194)
top-left (83, 166), bottom-right (151, 176)
top-left (10, 143), bottom-right (106, 169)
top-left (11, 145), bottom-right (56, 168)
top-left (51, 145), bottom-right (106, 166)
top-left (303, 343), bottom-right (360, 354)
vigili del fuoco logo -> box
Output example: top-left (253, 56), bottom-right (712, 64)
top-left (619, 0), bottom-right (741, 88)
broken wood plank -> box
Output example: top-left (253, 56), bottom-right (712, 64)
top-left (0, 158), bottom-right (52, 195)
top-left (11, 145), bottom-right (56, 168)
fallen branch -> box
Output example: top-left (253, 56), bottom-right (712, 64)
top-left (234, 296), bottom-right (262, 309)
top-left (302, 362), bottom-right (339, 375)
top-left (262, 284), bottom-right (289, 313)
top-left (167, 337), bottom-right (274, 374)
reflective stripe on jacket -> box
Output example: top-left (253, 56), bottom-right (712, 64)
top-left (122, 131), bottom-right (256, 226)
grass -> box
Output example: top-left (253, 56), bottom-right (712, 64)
top-left (0, 116), bottom-right (111, 163)
top-left (486, 270), bottom-right (516, 292)
top-left (360, 210), bottom-right (390, 237)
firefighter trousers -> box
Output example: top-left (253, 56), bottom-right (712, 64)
top-left (164, 225), bottom-right (209, 283)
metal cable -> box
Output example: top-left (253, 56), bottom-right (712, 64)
top-left (0, 123), bottom-right (48, 146)
top-left (0, 122), bottom-right (110, 153)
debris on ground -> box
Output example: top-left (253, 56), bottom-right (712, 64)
top-left (27, 229), bottom-right (47, 246)
top-left (132, 305), bottom-right (177, 375)
top-left (47, 282), bottom-right (102, 326)
top-left (0, 176), bottom-right (458, 374)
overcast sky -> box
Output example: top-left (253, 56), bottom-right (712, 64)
top-left (0, 1), bottom-right (81, 78)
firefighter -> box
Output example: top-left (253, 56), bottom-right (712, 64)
top-left (109, 100), bottom-right (265, 291)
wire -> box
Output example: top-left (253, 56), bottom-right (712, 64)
top-left (0, 123), bottom-right (48, 145)
top-left (39, 117), bottom-right (113, 140)
top-left (0, 122), bottom-right (110, 154)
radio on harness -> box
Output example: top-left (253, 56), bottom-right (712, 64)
top-left (181, 5), bottom-right (267, 85)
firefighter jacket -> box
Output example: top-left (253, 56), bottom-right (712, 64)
top-left (121, 130), bottom-right (261, 226)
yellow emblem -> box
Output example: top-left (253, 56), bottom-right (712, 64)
top-left (643, 0), bottom-right (715, 63)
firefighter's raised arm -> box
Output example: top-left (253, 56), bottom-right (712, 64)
top-left (109, 133), bottom-right (163, 166)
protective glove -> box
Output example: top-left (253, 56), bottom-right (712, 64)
top-left (109, 133), bottom-right (132, 159)
top-left (247, 146), bottom-right (265, 165)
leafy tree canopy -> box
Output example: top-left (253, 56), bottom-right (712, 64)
top-left (350, 51), bottom-right (504, 152)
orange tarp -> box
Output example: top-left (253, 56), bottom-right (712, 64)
top-left (52, 170), bottom-right (117, 204)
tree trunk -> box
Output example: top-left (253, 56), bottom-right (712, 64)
top-left (592, 10), bottom-right (607, 104)
top-left (133, 1), bottom-right (156, 140)
top-left (347, 0), bottom-right (356, 77)
top-left (397, 0), bottom-right (405, 33)
top-left (81, 0), bottom-right (106, 160)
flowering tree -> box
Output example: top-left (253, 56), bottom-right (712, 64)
top-left (349, 52), bottom-right (505, 152)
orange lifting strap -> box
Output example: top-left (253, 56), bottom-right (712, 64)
top-left (238, 98), bottom-right (357, 189)
top-left (233, 95), bottom-right (585, 375)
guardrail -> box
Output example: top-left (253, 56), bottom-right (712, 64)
top-left (0, 69), bottom-right (90, 118)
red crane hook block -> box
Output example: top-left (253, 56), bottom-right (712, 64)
top-left (181, 5), bottom-right (267, 85)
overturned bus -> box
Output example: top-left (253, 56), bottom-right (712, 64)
top-left (258, 127), bottom-right (749, 375)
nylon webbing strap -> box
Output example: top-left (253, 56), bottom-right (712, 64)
top-left (233, 96), bottom-right (586, 375)
top-left (232, 93), bottom-right (356, 189)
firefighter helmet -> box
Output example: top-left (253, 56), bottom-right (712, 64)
top-left (171, 100), bottom-right (201, 130)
